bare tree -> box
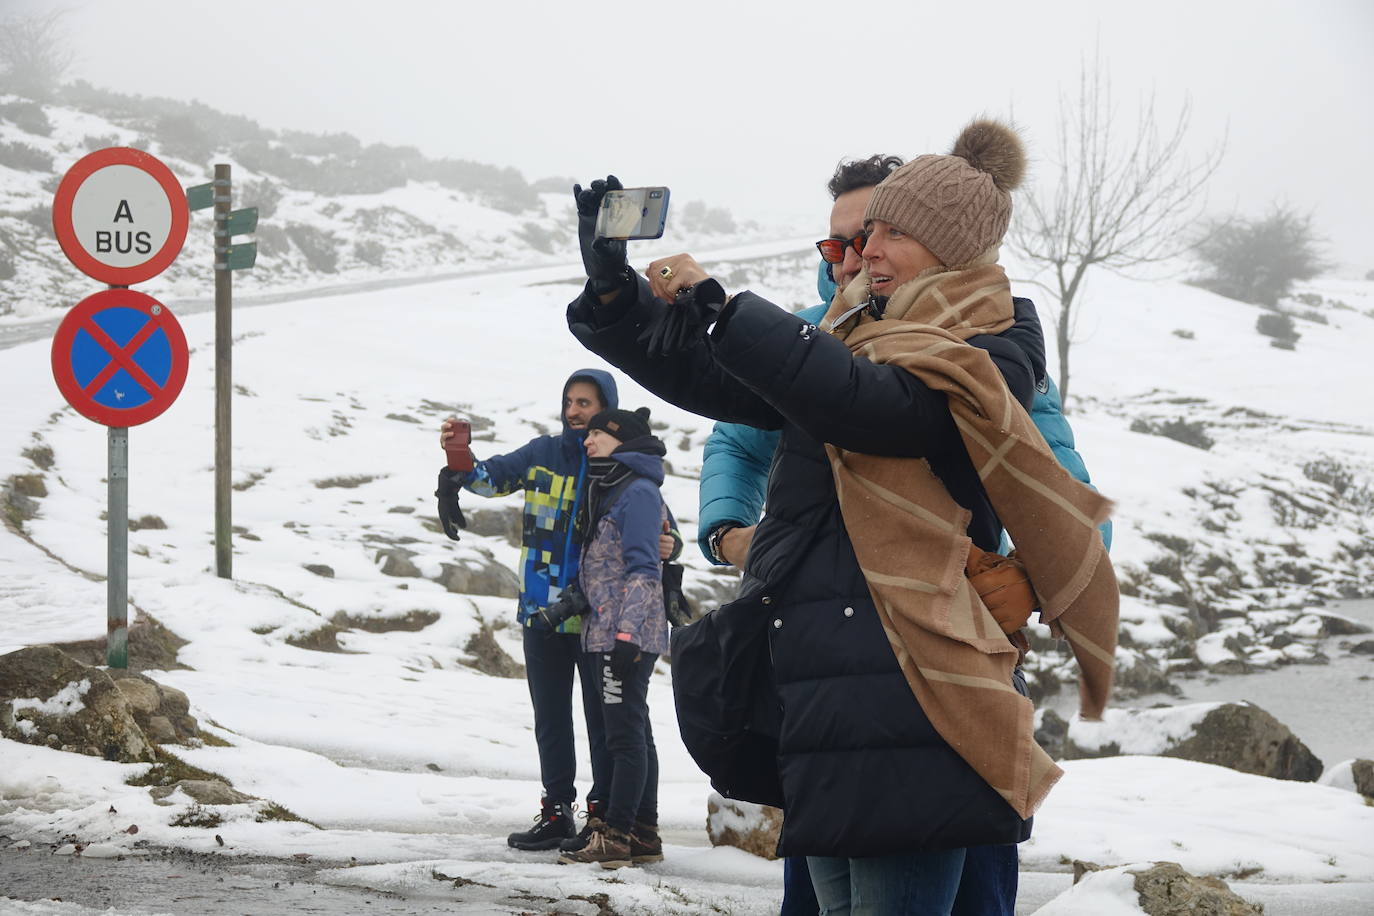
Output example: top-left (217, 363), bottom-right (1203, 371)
top-left (0, 9), bottom-right (74, 102)
top-left (1010, 54), bottom-right (1224, 410)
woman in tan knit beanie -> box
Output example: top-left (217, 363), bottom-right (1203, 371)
top-left (565, 119), bottom-right (1118, 915)
top-left (863, 119), bottom-right (1026, 294)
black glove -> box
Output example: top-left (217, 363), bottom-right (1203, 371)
top-left (435, 468), bottom-right (467, 541)
top-left (573, 175), bottom-right (631, 295)
top-left (608, 639), bottom-right (641, 682)
top-left (638, 278), bottom-right (728, 356)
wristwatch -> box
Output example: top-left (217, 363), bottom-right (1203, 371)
top-left (707, 523), bottom-right (738, 566)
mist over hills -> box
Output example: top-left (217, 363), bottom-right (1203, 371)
top-left (0, 85), bottom-right (755, 321)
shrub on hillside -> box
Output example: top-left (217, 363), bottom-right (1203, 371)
top-left (253, 223), bottom-right (290, 259)
top-left (352, 240), bottom-right (385, 267)
top-left (154, 112), bottom-right (216, 164)
top-left (80, 133), bottom-right (122, 152)
top-left (239, 178), bottom-right (282, 220)
top-left (682, 200), bottom-right (737, 234)
top-left (1129, 417), bottom-right (1214, 451)
top-left (1193, 204), bottom-right (1328, 307)
top-left (0, 99), bottom-right (51, 136)
top-left (1256, 312), bottom-right (1300, 350)
top-left (0, 141), bottom-right (53, 172)
top-left (285, 223), bottom-right (338, 273)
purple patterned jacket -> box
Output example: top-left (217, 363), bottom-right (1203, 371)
top-left (578, 449), bottom-right (671, 655)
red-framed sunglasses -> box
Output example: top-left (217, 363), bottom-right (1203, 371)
top-left (815, 233), bottom-right (866, 264)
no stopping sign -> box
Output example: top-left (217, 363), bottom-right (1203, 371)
top-left (51, 288), bottom-right (189, 427)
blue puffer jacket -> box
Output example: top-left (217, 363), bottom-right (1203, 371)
top-left (698, 263), bottom-right (1111, 559)
top-left (459, 368), bottom-right (618, 630)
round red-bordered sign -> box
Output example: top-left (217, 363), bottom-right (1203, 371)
top-left (52, 148), bottom-right (188, 286)
top-left (51, 289), bottom-right (189, 427)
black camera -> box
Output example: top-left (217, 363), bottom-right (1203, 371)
top-left (540, 582), bottom-right (590, 629)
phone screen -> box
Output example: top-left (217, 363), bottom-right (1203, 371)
top-left (595, 187), bottom-right (670, 240)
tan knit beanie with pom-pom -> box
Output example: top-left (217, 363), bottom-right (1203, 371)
top-left (864, 119), bottom-right (1026, 268)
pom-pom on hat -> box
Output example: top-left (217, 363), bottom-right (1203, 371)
top-left (587, 406), bottom-right (652, 444)
top-left (864, 119), bottom-right (1026, 268)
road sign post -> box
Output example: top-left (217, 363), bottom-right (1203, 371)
top-left (51, 148), bottom-right (190, 667)
top-left (214, 164), bottom-right (232, 580)
top-left (108, 428), bottom-right (129, 667)
top-left (200, 164), bottom-right (258, 579)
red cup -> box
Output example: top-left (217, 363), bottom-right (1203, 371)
top-left (444, 419), bottom-right (473, 472)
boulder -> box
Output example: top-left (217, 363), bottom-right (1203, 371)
top-left (705, 793), bottom-right (782, 860)
top-left (1112, 647), bottom-right (1179, 698)
top-left (437, 557), bottom-right (519, 598)
top-left (1063, 701), bottom-right (1323, 781)
top-left (1319, 758), bottom-right (1374, 801)
top-left (1313, 612), bottom-right (1370, 637)
top-left (1062, 861), bottom-right (1262, 915)
top-left (463, 505), bottom-right (523, 547)
top-left (109, 671), bottom-right (201, 745)
top-left (375, 547), bottom-right (422, 578)
top-left (461, 622), bottom-right (524, 679)
top-left (0, 645), bottom-right (153, 762)
top-left (1355, 759), bottom-right (1374, 799)
top-left (1035, 708), bottom-right (1070, 759)
top-left (150, 778), bottom-right (255, 806)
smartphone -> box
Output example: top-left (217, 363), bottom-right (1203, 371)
top-left (595, 187), bottom-right (670, 240)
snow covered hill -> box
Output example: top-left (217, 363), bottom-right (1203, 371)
top-left (0, 89), bottom-right (765, 324)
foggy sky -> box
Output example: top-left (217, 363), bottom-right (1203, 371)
top-left (15, 0), bottom-right (1374, 273)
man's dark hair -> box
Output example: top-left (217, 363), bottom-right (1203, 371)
top-left (827, 154), bottom-right (905, 200)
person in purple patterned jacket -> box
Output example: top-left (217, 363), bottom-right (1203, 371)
top-left (558, 406), bottom-right (672, 869)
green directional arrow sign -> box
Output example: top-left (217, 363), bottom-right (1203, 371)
top-left (186, 183), bottom-right (214, 211)
top-left (217, 242), bottom-right (257, 271)
top-left (225, 207), bottom-right (258, 236)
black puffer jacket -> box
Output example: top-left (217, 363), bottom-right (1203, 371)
top-left (568, 277), bottom-right (1038, 857)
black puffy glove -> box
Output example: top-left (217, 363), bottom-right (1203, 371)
top-left (638, 278), bottom-right (728, 356)
top-left (435, 468), bottom-right (467, 541)
top-left (608, 639), bottom-right (642, 682)
top-left (573, 175), bottom-right (631, 295)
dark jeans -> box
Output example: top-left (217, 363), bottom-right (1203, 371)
top-left (522, 625), bottom-right (609, 806)
top-left (587, 649), bottom-right (659, 832)
top-left (782, 855), bottom-right (820, 915)
top-left (951, 844), bottom-right (1018, 916)
top-left (808, 848), bottom-right (965, 915)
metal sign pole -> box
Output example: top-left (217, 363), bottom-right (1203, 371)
top-left (107, 425), bottom-right (128, 668)
top-left (214, 163), bottom-right (232, 579)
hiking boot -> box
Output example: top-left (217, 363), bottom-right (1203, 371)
top-left (630, 820), bottom-right (663, 864)
top-left (557, 821), bottom-right (632, 868)
top-left (507, 799), bottom-right (574, 851)
top-left (559, 799), bottom-right (606, 853)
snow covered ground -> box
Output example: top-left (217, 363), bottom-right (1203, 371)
top-left (1, 248), bottom-right (1373, 913)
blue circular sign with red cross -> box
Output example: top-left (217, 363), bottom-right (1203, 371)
top-left (50, 288), bottom-right (189, 427)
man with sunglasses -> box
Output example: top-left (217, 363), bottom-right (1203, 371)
top-left (691, 154), bottom-right (1110, 916)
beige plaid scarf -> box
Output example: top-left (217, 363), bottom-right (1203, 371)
top-left (819, 258), bottom-right (1119, 818)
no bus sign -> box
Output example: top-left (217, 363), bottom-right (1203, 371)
top-left (52, 147), bottom-right (188, 286)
